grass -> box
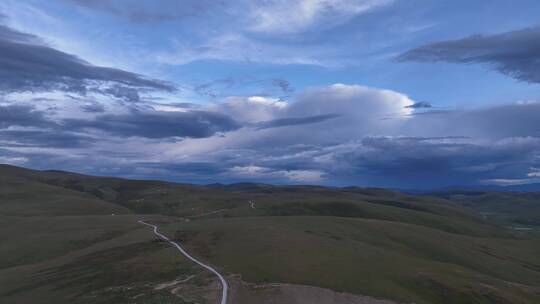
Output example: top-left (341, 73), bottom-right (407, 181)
top-left (0, 216), bottom-right (199, 304)
top-left (162, 216), bottom-right (540, 304)
top-left (0, 215), bottom-right (141, 269)
top-left (1, 164), bottom-right (539, 304)
top-left (440, 191), bottom-right (540, 226)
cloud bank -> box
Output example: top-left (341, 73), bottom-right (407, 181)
top-left (399, 26), bottom-right (540, 84)
top-left (2, 81), bottom-right (540, 188)
top-left (1, 6), bottom-right (540, 189)
top-left (0, 23), bottom-right (175, 99)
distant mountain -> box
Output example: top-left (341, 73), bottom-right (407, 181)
top-left (459, 183), bottom-right (540, 192)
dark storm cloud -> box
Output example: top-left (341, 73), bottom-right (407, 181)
top-left (0, 24), bottom-right (42, 44)
top-left (68, 109), bottom-right (338, 139)
top-left (0, 104), bottom-right (92, 148)
top-left (0, 102), bottom-right (239, 141)
top-left (0, 129), bottom-right (93, 148)
top-left (405, 101), bottom-right (432, 109)
top-left (298, 136), bottom-right (540, 188)
top-left (0, 100), bottom-right (344, 147)
top-left (398, 26), bottom-right (540, 84)
top-left (255, 114), bottom-right (340, 130)
top-left (63, 110), bottom-right (242, 139)
top-left (3, 78), bottom-right (540, 188)
top-left (0, 104), bottom-right (54, 128)
top-left (0, 24), bottom-right (175, 98)
top-left (80, 102), bottom-right (106, 113)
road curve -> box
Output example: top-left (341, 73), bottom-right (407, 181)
top-left (138, 220), bottom-right (228, 304)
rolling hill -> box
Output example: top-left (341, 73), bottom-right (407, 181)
top-left (0, 164), bottom-right (539, 304)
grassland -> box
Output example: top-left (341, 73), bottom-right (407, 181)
top-left (438, 191), bottom-right (540, 226)
top-left (0, 215), bottom-right (202, 304)
top-left (161, 216), bottom-right (540, 304)
top-left (0, 164), bottom-right (539, 303)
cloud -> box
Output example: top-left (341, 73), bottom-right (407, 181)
top-left (0, 91), bottom-right (352, 146)
top-left (284, 169), bottom-right (325, 182)
top-left (249, 0), bottom-right (393, 34)
top-left (0, 104), bottom-right (53, 128)
top-left (63, 109), bottom-right (242, 139)
top-left (228, 165), bottom-right (324, 183)
top-left (405, 101), bottom-right (432, 109)
top-left (0, 99), bottom-right (242, 145)
top-left (62, 98), bottom-right (342, 139)
top-left (3, 83), bottom-right (540, 188)
top-left (209, 83), bottom-right (412, 138)
top-left (0, 154), bottom-right (28, 166)
top-left (61, 0), bottom-right (223, 22)
top-left (211, 96), bottom-right (287, 122)
top-left (193, 77), bottom-right (294, 100)
top-left (0, 129), bottom-right (93, 148)
top-left (398, 26), bottom-right (540, 84)
top-left (290, 84), bottom-right (413, 117)
top-left (255, 114), bottom-right (340, 129)
top-left (0, 23), bottom-right (175, 98)
top-left (194, 77), bottom-right (236, 98)
top-left (0, 23), bottom-right (42, 44)
top-left (150, 0), bottom-right (396, 67)
top-left (3, 0), bottom-right (403, 72)
top-left (63, 0), bottom-right (392, 32)
top-left (404, 102), bottom-right (540, 140)
top-left (271, 79), bottom-right (294, 93)
top-left (332, 136), bottom-right (540, 188)
top-left (280, 84), bottom-right (413, 142)
top-left (80, 102), bottom-right (106, 113)
top-left (527, 167), bottom-right (540, 178)
top-left (156, 32), bottom-right (333, 66)
top-left (0, 103), bottom-right (93, 149)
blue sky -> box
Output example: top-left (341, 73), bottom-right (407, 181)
top-left (1, 0), bottom-right (540, 188)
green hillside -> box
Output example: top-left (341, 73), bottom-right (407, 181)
top-left (439, 191), bottom-right (540, 227)
top-left (0, 164), bottom-right (539, 304)
top-left (162, 216), bottom-right (540, 304)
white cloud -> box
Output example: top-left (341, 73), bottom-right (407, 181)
top-left (228, 165), bottom-right (324, 183)
top-left (154, 0), bottom-right (394, 66)
top-left (249, 0), bottom-right (393, 34)
top-left (1, 0), bottom-right (399, 72)
top-left (291, 83), bottom-right (412, 116)
top-left (284, 169), bottom-right (325, 182)
top-left (284, 83), bottom-right (414, 142)
top-left (480, 178), bottom-right (539, 186)
top-left (6, 80), bottom-right (540, 187)
top-left (155, 33), bottom-right (332, 66)
top-left (210, 96), bottom-right (287, 122)
top-left (0, 1), bottom-right (121, 68)
top-left (527, 167), bottom-right (540, 177)
top-left (0, 156), bottom-right (28, 165)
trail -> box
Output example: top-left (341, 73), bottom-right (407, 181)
top-left (189, 209), bottom-right (228, 218)
top-left (138, 220), bottom-right (228, 304)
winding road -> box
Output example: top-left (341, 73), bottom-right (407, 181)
top-left (138, 220), bottom-right (228, 304)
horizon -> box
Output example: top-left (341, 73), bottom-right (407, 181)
top-left (4, 163), bottom-right (540, 193)
top-left (1, 1), bottom-right (540, 189)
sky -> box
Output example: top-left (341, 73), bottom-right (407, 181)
top-left (1, 0), bottom-right (540, 189)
